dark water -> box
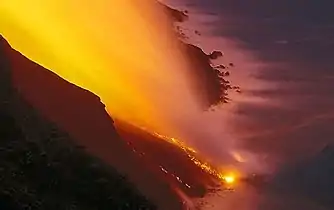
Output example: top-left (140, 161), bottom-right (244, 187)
top-left (165, 1), bottom-right (334, 209)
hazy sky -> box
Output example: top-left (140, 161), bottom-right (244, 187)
top-left (164, 1), bottom-right (334, 209)
top-left (166, 0), bottom-right (334, 164)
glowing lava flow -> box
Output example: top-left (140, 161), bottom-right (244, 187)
top-left (137, 125), bottom-right (239, 185)
top-left (152, 132), bottom-right (239, 186)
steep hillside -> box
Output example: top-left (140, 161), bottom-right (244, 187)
top-left (0, 35), bottom-right (183, 210)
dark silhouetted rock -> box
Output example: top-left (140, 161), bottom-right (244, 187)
top-left (162, 3), bottom-right (235, 107)
top-left (194, 30), bottom-right (201, 36)
top-left (183, 44), bottom-right (223, 107)
top-left (208, 51), bottom-right (223, 60)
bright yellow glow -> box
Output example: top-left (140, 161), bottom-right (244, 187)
top-left (223, 175), bottom-right (235, 184)
top-left (217, 170), bottom-right (240, 185)
top-left (0, 0), bottom-right (201, 136)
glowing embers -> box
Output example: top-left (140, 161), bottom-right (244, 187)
top-left (137, 126), bottom-right (241, 187)
top-left (151, 130), bottom-right (234, 184)
top-left (159, 165), bottom-right (192, 189)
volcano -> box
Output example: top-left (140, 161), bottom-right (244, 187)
top-left (0, 31), bottom-right (223, 209)
top-left (0, 2), bottom-right (236, 209)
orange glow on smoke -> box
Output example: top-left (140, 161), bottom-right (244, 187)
top-left (0, 1), bottom-right (245, 183)
top-left (231, 151), bottom-right (247, 163)
top-left (0, 0), bottom-right (200, 135)
top-left (223, 175), bottom-right (235, 184)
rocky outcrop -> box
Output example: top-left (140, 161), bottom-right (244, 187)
top-left (162, 3), bottom-right (235, 107)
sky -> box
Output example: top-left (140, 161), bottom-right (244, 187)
top-left (197, 0), bottom-right (334, 162)
top-left (164, 0), bottom-right (334, 209)
top-left (165, 0), bottom-right (334, 165)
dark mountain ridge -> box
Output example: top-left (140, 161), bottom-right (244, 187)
top-left (0, 35), bottom-right (184, 210)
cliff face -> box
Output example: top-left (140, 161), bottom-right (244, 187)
top-left (0, 35), bottom-right (183, 210)
top-left (161, 3), bottom-right (231, 107)
top-left (182, 44), bottom-right (223, 107)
